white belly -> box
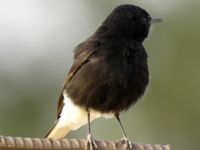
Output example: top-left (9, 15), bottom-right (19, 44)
top-left (58, 91), bottom-right (114, 131)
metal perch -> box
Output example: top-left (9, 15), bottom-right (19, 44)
top-left (0, 135), bottom-right (170, 150)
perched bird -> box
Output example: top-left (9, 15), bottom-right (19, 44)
top-left (45, 4), bottom-right (162, 149)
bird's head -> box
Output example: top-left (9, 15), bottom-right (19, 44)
top-left (98, 4), bottom-right (162, 42)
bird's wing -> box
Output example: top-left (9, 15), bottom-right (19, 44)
top-left (56, 40), bottom-right (100, 118)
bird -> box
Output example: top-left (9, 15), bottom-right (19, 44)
top-left (45, 4), bottom-right (162, 150)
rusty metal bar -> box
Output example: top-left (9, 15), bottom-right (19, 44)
top-left (0, 135), bottom-right (170, 150)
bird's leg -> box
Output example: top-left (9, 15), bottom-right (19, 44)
top-left (115, 113), bottom-right (133, 150)
top-left (85, 111), bottom-right (98, 150)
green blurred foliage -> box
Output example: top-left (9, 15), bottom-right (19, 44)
top-left (0, 1), bottom-right (199, 150)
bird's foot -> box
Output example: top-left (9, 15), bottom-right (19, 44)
top-left (85, 134), bottom-right (98, 150)
top-left (116, 137), bottom-right (133, 150)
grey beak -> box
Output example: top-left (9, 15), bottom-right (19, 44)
top-left (150, 18), bottom-right (163, 24)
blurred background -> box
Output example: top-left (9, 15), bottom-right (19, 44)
top-left (0, 0), bottom-right (199, 150)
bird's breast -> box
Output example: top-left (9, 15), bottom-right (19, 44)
top-left (66, 49), bottom-right (148, 113)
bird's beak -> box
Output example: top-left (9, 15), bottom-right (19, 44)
top-left (150, 18), bottom-right (163, 24)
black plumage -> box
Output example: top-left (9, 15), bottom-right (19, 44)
top-left (58, 4), bottom-right (150, 115)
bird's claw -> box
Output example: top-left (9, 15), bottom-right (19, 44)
top-left (116, 137), bottom-right (133, 150)
top-left (85, 134), bottom-right (98, 150)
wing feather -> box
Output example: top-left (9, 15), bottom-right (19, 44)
top-left (56, 40), bottom-right (100, 118)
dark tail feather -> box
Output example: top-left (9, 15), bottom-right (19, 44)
top-left (45, 121), bottom-right (58, 138)
top-left (45, 120), bottom-right (70, 139)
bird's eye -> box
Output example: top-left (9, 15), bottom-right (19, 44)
top-left (141, 18), bottom-right (147, 24)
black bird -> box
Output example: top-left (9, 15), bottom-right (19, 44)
top-left (45, 4), bottom-right (162, 149)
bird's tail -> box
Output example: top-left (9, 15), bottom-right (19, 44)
top-left (45, 120), bottom-right (71, 139)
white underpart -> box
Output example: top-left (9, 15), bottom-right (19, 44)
top-left (58, 91), bottom-right (114, 131)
